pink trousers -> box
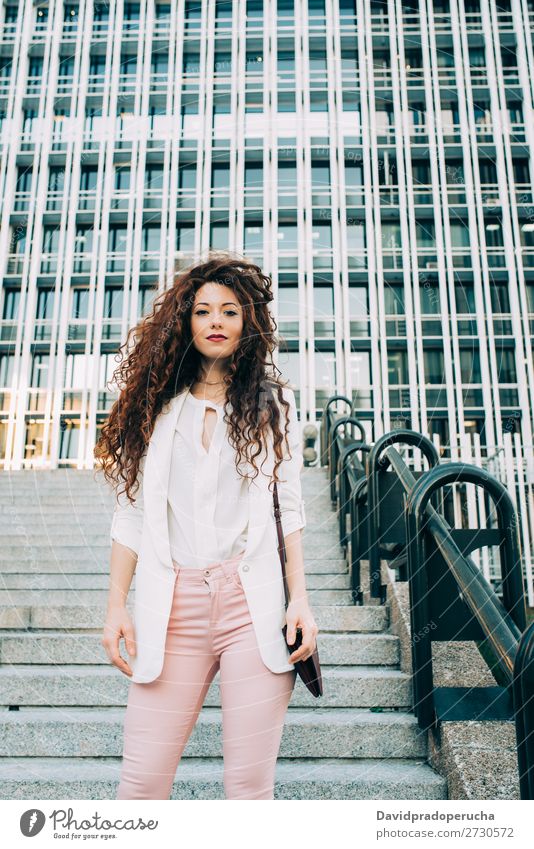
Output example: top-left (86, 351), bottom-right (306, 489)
top-left (116, 552), bottom-right (296, 800)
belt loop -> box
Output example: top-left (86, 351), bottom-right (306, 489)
top-left (220, 552), bottom-right (244, 580)
top-left (220, 559), bottom-right (233, 580)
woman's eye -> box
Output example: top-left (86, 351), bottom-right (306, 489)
top-left (195, 310), bottom-right (237, 316)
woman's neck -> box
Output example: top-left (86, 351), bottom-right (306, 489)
top-left (190, 377), bottom-right (229, 404)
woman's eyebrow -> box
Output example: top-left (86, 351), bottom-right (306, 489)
top-left (194, 301), bottom-right (239, 307)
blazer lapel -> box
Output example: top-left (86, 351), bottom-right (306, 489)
top-left (242, 430), bottom-right (274, 561)
top-left (143, 387), bottom-right (190, 570)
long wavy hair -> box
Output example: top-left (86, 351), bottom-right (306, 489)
top-left (94, 252), bottom-right (295, 504)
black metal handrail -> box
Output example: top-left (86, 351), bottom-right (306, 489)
top-left (321, 395), bottom-right (534, 799)
top-left (384, 447), bottom-right (533, 800)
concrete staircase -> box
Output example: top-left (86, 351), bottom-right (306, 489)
top-left (0, 466), bottom-right (447, 799)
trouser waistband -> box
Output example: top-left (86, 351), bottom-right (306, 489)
top-left (171, 551), bottom-right (245, 580)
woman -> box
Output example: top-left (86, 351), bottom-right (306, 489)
top-left (95, 252), bottom-right (318, 800)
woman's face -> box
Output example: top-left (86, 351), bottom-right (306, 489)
top-left (190, 282), bottom-right (244, 370)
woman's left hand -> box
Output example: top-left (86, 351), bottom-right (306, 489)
top-left (285, 599), bottom-right (319, 663)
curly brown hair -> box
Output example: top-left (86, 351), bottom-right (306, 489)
top-left (94, 252), bottom-right (295, 504)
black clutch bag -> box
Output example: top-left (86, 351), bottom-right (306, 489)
top-left (272, 481), bottom-right (323, 698)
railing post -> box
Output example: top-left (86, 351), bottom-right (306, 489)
top-left (512, 621), bottom-right (534, 800)
top-left (367, 431), bottom-right (439, 603)
top-left (328, 416), bottom-right (366, 505)
top-left (405, 485), bottom-right (438, 729)
top-left (338, 442), bottom-right (369, 550)
top-left (350, 476), bottom-right (368, 605)
top-left (320, 395), bottom-right (351, 467)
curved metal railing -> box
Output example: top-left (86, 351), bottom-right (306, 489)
top-left (321, 395), bottom-right (534, 799)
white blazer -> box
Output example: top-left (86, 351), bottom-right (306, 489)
top-left (109, 383), bottom-right (307, 683)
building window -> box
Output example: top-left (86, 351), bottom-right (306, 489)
top-left (176, 224), bottom-right (195, 253)
top-left (388, 349), bottom-right (409, 384)
top-left (454, 283), bottom-right (474, 314)
top-left (384, 285), bottom-right (405, 315)
top-left (495, 346), bottom-right (517, 383)
top-left (424, 347), bottom-right (445, 384)
top-left (459, 347), bottom-right (481, 384)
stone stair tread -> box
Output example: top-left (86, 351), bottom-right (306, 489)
top-left (0, 573), bottom-right (351, 590)
top-left (0, 706), bottom-right (428, 759)
top-left (0, 705), bottom-right (418, 723)
top-left (0, 604), bottom-right (388, 632)
top-left (0, 630), bottom-right (399, 667)
top-left (0, 629), bottom-right (396, 641)
top-left (0, 588), bottom-right (349, 602)
top-left (0, 663), bottom-right (409, 678)
top-left (0, 559), bottom-right (349, 574)
top-left (1, 549), bottom-right (346, 561)
top-left (0, 664), bottom-right (413, 709)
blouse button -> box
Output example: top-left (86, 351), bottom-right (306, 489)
top-left (242, 564), bottom-right (250, 572)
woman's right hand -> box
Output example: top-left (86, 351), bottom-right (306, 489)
top-left (102, 606), bottom-right (136, 677)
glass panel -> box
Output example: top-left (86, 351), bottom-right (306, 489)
top-left (420, 283), bottom-right (440, 314)
top-left (455, 283), bottom-right (475, 313)
top-left (459, 347), bottom-right (481, 383)
top-left (384, 285), bottom-right (405, 314)
top-left (423, 348), bottom-right (445, 383)
top-left (388, 349), bottom-right (409, 383)
top-left (495, 347), bottom-right (517, 383)
top-left (277, 224), bottom-right (298, 250)
top-left (179, 163), bottom-right (197, 190)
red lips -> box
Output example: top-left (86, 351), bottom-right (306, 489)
top-left (207, 335), bottom-right (227, 340)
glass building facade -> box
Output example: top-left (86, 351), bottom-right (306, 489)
top-left (1, 0), bottom-right (534, 471)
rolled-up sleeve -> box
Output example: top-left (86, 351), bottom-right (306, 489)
top-left (109, 454), bottom-right (146, 557)
top-left (276, 387), bottom-right (307, 536)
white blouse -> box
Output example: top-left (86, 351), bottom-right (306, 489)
top-left (166, 392), bottom-right (250, 569)
top-left (109, 386), bottom-right (307, 563)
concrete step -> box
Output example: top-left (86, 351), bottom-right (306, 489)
top-left (0, 489), bottom-right (327, 500)
top-left (0, 602), bottom-right (388, 631)
top-left (0, 468), bottom-right (321, 484)
top-left (0, 495), bottom-right (336, 510)
top-left (0, 631), bottom-right (399, 666)
top-left (0, 516), bottom-right (339, 537)
top-left (0, 513), bottom-right (341, 533)
top-left (0, 706), bottom-right (427, 759)
top-left (0, 486), bottom-right (326, 501)
top-left (0, 587), bottom-right (354, 607)
top-left (0, 532), bottom-right (343, 562)
top-left (0, 571), bottom-right (351, 591)
top-left (0, 469), bottom-right (320, 486)
top-left (0, 489), bottom-right (321, 505)
top-left (0, 756), bottom-right (447, 799)
top-left (0, 665), bottom-right (412, 708)
top-left (0, 520), bottom-right (112, 531)
top-left (0, 540), bottom-right (345, 560)
top-left (0, 490), bottom-right (326, 504)
top-left (0, 556), bottom-right (350, 575)
top-left (0, 504), bottom-right (113, 516)
top-left (0, 496), bottom-right (114, 508)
